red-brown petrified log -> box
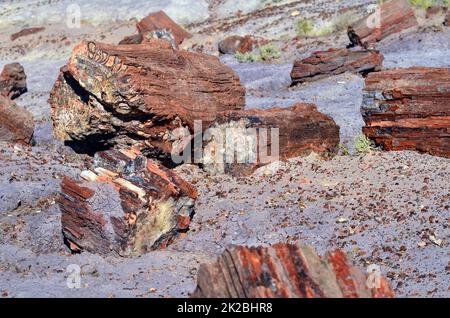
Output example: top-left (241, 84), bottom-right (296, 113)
top-left (0, 94), bottom-right (34, 145)
top-left (58, 147), bottom-right (197, 256)
top-left (137, 11), bottom-right (192, 45)
top-left (202, 103), bottom-right (340, 176)
top-left (192, 244), bottom-right (395, 298)
top-left (10, 27), bottom-right (45, 41)
top-left (49, 40), bottom-right (245, 162)
top-left (218, 35), bottom-right (254, 54)
top-left (351, 0), bottom-right (418, 44)
top-left (361, 67), bottom-right (450, 157)
top-left (0, 62), bottom-right (27, 99)
top-left (290, 48), bottom-right (383, 85)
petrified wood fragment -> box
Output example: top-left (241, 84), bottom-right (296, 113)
top-left (202, 103), bottom-right (340, 176)
top-left (49, 41), bottom-right (245, 162)
top-left (290, 48), bottom-right (383, 85)
top-left (137, 11), bottom-right (192, 45)
top-left (218, 35), bottom-right (254, 54)
top-left (0, 62), bottom-right (27, 99)
top-left (58, 148), bottom-right (197, 256)
top-left (192, 244), bottom-right (395, 298)
top-left (351, 0), bottom-right (418, 44)
top-left (0, 94), bottom-right (34, 145)
top-left (10, 27), bottom-right (45, 41)
top-left (361, 67), bottom-right (450, 157)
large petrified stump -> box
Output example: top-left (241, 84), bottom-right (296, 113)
top-left (290, 48), bottom-right (383, 85)
top-left (0, 62), bottom-right (27, 99)
top-left (49, 40), bottom-right (245, 162)
top-left (351, 0), bottom-right (418, 44)
top-left (0, 94), bottom-right (34, 145)
top-left (58, 148), bottom-right (197, 256)
top-left (361, 67), bottom-right (450, 157)
top-left (192, 244), bottom-right (395, 298)
top-left (201, 104), bottom-right (340, 176)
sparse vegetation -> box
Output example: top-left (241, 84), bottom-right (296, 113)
top-left (353, 134), bottom-right (375, 154)
top-left (296, 12), bottom-right (360, 38)
top-left (235, 44), bottom-right (280, 63)
top-left (409, 0), bottom-right (436, 10)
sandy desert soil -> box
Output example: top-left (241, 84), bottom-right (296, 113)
top-left (0, 0), bottom-right (449, 298)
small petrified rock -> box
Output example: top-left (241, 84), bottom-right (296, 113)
top-left (351, 0), bottom-right (418, 44)
top-left (137, 11), bottom-right (192, 45)
top-left (49, 41), bottom-right (245, 162)
top-left (202, 103), bottom-right (340, 176)
top-left (10, 27), bottom-right (45, 41)
top-left (118, 33), bottom-right (143, 45)
top-left (0, 63), bottom-right (27, 99)
top-left (58, 148), bottom-right (197, 256)
top-left (362, 67), bottom-right (450, 157)
top-left (291, 48), bottom-right (383, 85)
top-left (192, 243), bottom-right (395, 298)
top-left (218, 35), bottom-right (254, 54)
top-left (0, 94), bottom-right (34, 145)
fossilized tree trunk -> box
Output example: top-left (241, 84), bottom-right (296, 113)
top-left (49, 40), bottom-right (245, 162)
top-left (58, 148), bottom-right (197, 256)
top-left (290, 48), bottom-right (383, 85)
top-left (361, 67), bottom-right (450, 157)
top-left (192, 244), bottom-right (395, 298)
top-left (351, 0), bottom-right (418, 44)
top-left (202, 103), bottom-right (340, 176)
top-left (0, 94), bottom-right (34, 145)
top-left (0, 62), bottom-right (27, 99)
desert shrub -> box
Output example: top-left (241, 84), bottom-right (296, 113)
top-left (409, 0), bottom-right (436, 9)
top-left (354, 134), bottom-right (375, 154)
top-left (234, 44), bottom-right (280, 63)
top-left (296, 19), bottom-right (315, 36)
top-left (259, 44), bottom-right (281, 60)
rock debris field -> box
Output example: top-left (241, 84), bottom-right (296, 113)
top-left (0, 0), bottom-right (449, 298)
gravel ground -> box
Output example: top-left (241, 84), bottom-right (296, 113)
top-left (0, 0), bottom-right (449, 298)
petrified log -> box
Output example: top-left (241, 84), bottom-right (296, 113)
top-left (0, 63), bottom-right (27, 99)
top-left (49, 40), bottom-right (245, 162)
top-left (192, 244), bottom-right (395, 298)
top-left (361, 67), bottom-right (450, 157)
top-left (202, 103), bottom-right (340, 176)
top-left (58, 147), bottom-right (197, 256)
top-left (290, 48), bottom-right (383, 85)
top-left (10, 27), bottom-right (45, 41)
top-left (351, 0), bottom-right (418, 44)
top-left (137, 11), bottom-right (192, 45)
top-left (0, 95), bottom-right (34, 145)
top-left (218, 35), bottom-right (254, 54)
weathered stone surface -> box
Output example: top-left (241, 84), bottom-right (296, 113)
top-left (0, 62), bottom-right (27, 99)
top-left (58, 147), bottom-right (197, 256)
top-left (192, 244), bottom-right (395, 298)
top-left (136, 11), bottom-right (192, 45)
top-left (202, 103), bottom-right (340, 176)
top-left (119, 30), bottom-right (178, 49)
top-left (49, 41), bottom-right (245, 163)
top-left (218, 35), bottom-right (254, 54)
top-left (291, 48), bottom-right (384, 85)
top-left (362, 67), bottom-right (450, 157)
top-left (10, 27), bottom-right (45, 41)
top-left (351, 0), bottom-right (418, 44)
top-left (0, 94), bottom-right (34, 145)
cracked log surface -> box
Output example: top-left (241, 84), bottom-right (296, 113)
top-left (351, 0), bottom-right (418, 44)
top-left (362, 67), bottom-right (450, 157)
top-left (0, 94), bottom-right (34, 145)
top-left (49, 40), bottom-right (245, 161)
top-left (192, 244), bottom-right (395, 298)
top-left (202, 103), bottom-right (340, 176)
top-left (290, 48), bottom-right (383, 85)
top-left (58, 147), bottom-right (197, 256)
